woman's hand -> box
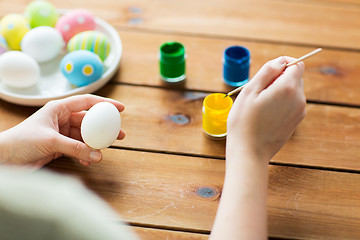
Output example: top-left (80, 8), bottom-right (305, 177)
top-left (0, 94), bottom-right (125, 168)
top-left (210, 57), bottom-right (306, 240)
top-left (227, 56), bottom-right (306, 162)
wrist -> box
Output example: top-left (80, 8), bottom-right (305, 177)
top-left (226, 142), bottom-right (263, 160)
top-left (226, 134), bottom-right (270, 162)
top-left (212, 138), bottom-right (269, 240)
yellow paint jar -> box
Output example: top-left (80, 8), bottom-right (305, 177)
top-left (202, 93), bottom-right (233, 138)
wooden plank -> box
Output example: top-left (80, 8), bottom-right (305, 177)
top-left (96, 85), bottom-right (226, 158)
top-left (115, 30), bottom-right (360, 106)
top-left (1, 0), bottom-right (359, 50)
top-left (132, 226), bottom-right (293, 240)
top-left (46, 149), bottom-right (224, 234)
top-left (99, 84), bottom-right (360, 171)
top-left (132, 226), bottom-right (208, 240)
top-left (2, 4), bottom-right (360, 105)
top-left (273, 104), bottom-right (360, 171)
top-left (46, 149), bottom-right (360, 239)
top-left (0, 101), bottom-right (37, 129)
top-left (1, 28), bottom-right (360, 106)
top-left (273, 0), bottom-right (360, 7)
top-left (2, 85), bottom-right (360, 171)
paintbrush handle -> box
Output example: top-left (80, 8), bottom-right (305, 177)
top-left (224, 48), bottom-right (323, 97)
top-left (286, 48), bottom-right (322, 67)
top-left (224, 85), bottom-right (245, 97)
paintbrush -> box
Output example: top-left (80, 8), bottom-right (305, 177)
top-left (224, 48), bottom-right (322, 98)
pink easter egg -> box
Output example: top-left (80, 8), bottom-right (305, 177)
top-left (55, 9), bottom-right (95, 43)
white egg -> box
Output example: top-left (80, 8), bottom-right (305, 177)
top-left (21, 26), bottom-right (64, 62)
top-left (0, 51), bottom-right (40, 88)
top-left (81, 102), bottom-right (121, 149)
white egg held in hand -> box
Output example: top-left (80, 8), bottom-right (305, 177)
top-left (0, 51), bottom-right (40, 88)
top-left (81, 102), bottom-right (121, 149)
top-left (21, 26), bottom-right (64, 62)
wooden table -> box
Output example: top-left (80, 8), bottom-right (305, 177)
top-left (1, 0), bottom-right (360, 239)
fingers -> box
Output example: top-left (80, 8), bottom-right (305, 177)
top-left (70, 111), bottom-right (126, 140)
top-left (69, 127), bottom-right (82, 141)
top-left (66, 126), bottom-right (125, 167)
top-left (245, 57), bottom-right (288, 93)
top-left (70, 112), bottom-right (86, 127)
top-left (53, 94), bottom-right (125, 113)
top-left (70, 126), bottom-right (126, 141)
top-left (118, 129), bottom-right (126, 140)
top-left (79, 160), bottom-right (91, 166)
top-left (269, 57), bottom-right (305, 92)
top-left (53, 134), bottom-right (103, 164)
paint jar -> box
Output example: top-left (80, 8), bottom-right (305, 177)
top-left (223, 45), bottom-right (250, 87)
top-left (202, 93), bottom-right (233, 138)
top-left (159, 41), bottom-right (186, 84)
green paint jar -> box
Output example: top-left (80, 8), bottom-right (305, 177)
top-left (159, 42), bottom-right (186, 84)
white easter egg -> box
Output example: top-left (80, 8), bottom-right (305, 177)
top-left (21, 26), bottom-right (64, 62)
top-left (81, 102), bottom-right (121, 149)
top-left (0, 51), bottom-right (40, 88)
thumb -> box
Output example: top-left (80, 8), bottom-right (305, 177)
top-left (54, 134), bottom-right (102, 163)
top-left (247, 57), bottom-right (287, 92)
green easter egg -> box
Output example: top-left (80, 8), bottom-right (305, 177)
top-left (25, 0), bottom-right (58, 28)
top-left (67, 31), bottom-right (111, 62)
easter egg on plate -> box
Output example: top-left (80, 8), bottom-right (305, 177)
top-left (0, 51), bottom-right (40, 88)
top-left (55, 9), bottom-right (95, 43)
top-left (81, 102), bottom-right (121, 149)
top-left (25, 0), bottom-right (59, 28)
top-left (21, 26), bottom-right (64, 62)
top-left (0, 35), bottom-right (8, 55)
top-left (0, 14), bottom-right (30, 50)
top-left (67, 31), bottom-right (111, 62)
top-left (60, 50), bottom-right (104, 87)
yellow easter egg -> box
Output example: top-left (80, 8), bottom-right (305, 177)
top-left (1, 14), bottom-right (30, 50)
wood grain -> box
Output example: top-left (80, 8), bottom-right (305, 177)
top-left (99, 84), bottom-right (360, 171)
top-left (132, 226), bottom-right (209, 240)
top-left (2, 84), bottom-right (360, 171)
top-left (2, 28), bottom-right (360, 106)
top-left (1, 0), bottom-right (359, 50)
top-left (46, 149), bottom-right (360, 239)
top-left (46, 149), bottom-right (224, 234)
top-left (275, 0), bottom-right (360, 7)
top-left (0, 101), bottom-right (37, 129)
top-left (0, 1), bottom-right (358, 240)
top-left (115, 30), bottom-right (360, 106)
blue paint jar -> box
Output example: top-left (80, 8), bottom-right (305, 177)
top-left (223, 46), bottom-right (250, 87)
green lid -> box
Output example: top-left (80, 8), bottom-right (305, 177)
top-left (160, 42), bottom-right (185, 63)
top-left (159, 42), bottom-right (186, 82)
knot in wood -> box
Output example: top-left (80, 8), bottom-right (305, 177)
top-left (319, 66), bottom-right (339, 75)
top-left (128, 18), bottom-right (143, 25)
top-left (168, 114), bottom-right (190, 125)
top-left (128, 7), bottom-right (143, 14)
top-left (196, 187), bottom-right (220, 199)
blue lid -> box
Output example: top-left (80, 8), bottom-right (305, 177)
top-left (223, 46), bottom-right (250, 87)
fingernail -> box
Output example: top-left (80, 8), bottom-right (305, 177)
top-left (277, 57), bottom-right (286, 65)
top-left (89, 151), bottom-right (102, 162)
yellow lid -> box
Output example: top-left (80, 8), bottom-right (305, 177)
top-left (202, 93), bottom-right (233, 138)
top-left (203, 93), bottom-right (233, 118)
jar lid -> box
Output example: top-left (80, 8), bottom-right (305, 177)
top-left (223, 45), bottom-right (250, 87)
top-left (160, 42), bottom-right (185, 63)
top-left (224, 45), bottom-right (250, 67)
top-left (203, 93), bottom-right (233, 118)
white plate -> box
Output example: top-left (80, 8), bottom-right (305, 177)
top-left (0, 16), bottom-right (122, 106)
